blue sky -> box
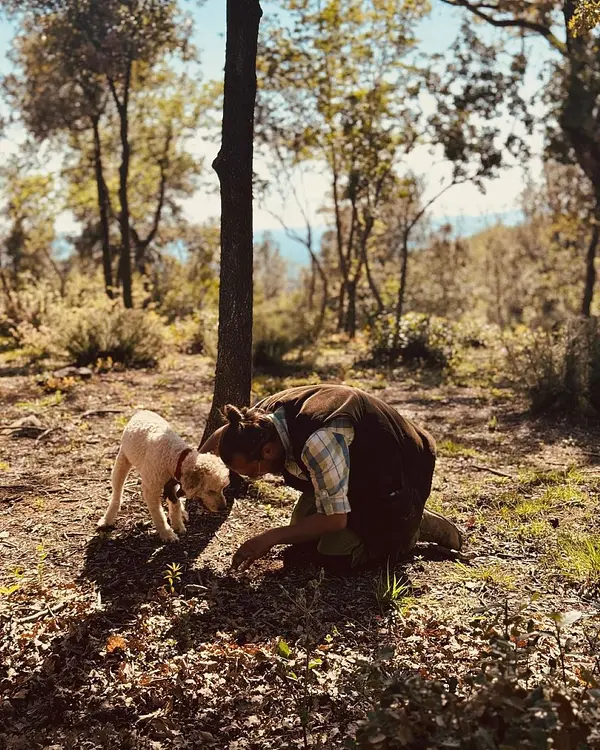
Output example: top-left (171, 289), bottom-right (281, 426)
top-left (0, 0), bottom-right (552, 242)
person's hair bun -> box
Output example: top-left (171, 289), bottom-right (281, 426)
top-left (222, 404), bottom-right (244, 428)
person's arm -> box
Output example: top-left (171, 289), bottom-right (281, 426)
top-left (231, 421), bottom-right (354, 570)
top-left (231, 513), bottom-right (347, 570)
top-left (198, 425), bottom-right (226, 454)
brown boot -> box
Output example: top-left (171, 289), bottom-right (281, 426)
top-left (418, 508), bottom-right (463, 551)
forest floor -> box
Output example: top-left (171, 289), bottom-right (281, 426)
top-left (1, 345), bottom-right (600, 749)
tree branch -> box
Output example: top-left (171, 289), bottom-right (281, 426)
top-left (439, 0), bottom-right (566, 54)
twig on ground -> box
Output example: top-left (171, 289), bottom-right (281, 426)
top-left (79, 409), bottom-right (124, 419)
top-left (17, 600), bottom-right (68, 623)
top-left (35, 427), bottom-right (58, 445)
top-left (471, 464), bottom-right (515, 479)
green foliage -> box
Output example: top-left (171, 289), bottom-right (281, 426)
top-left (253, 293), bottom-right (311, 368)
top-left (62, 302), bottom-right (164, 368)
top-left (163, 562), bottom-right (182, 595)
top-left (368, 312), bottom-right (457, 369)
top-left (375, 562), bottom-right (414, 615)
top-left (505, 318), bottom-right (600, 415)
top-left (569, 1), bottom-right (600, 35)
top-left (558, 535), bottom-right (600, 586)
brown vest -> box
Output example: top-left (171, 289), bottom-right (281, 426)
top-left (256, 385), bottom-right (436, 550)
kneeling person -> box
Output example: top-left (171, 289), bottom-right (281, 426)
top-left (201, 385), bottom-right (462, 571)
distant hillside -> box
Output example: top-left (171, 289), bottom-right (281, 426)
top-left (255, 211), bottom-right (524, 275)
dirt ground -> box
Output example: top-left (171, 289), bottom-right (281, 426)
top-left (1, 353), bottom-right (600, 749)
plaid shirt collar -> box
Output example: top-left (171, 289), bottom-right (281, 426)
top-left (266, 408), bottom-right (305, 478)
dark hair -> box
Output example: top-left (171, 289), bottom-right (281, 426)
top-left (219, 404), bottom-right (278, 464)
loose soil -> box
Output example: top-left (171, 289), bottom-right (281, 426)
top-left (1, 354), bottom-right (599, 749)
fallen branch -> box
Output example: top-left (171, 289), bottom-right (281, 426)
top-left (471, 464), bottom-right (515, 479)
top-left (17, 600), bottom-right (68, 624)
top-left (35, 426), bottom-right (59, 445)
top-left (79, 409), bottom-right (124, 419)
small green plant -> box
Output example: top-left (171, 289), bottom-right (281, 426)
top-left (163, 562), bottom-right (183, 594)
top-left (277, 571), bottom-right (324, 748)
top-left (438, 439), bottom-right (480, 458)
top-left (375, 561), bottom-right (414, 614)
top-left (0, 567), bottom-right (24, 596)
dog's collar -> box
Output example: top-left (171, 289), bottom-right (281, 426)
top-left (174, 447), bottom-right (193, 482)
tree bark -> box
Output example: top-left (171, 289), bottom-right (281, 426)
top-left (393, 232), bottom-right (409, 349)
top-left (581, 214), bottom-right (599, 317)
top-left (201, 0), bottom-right (263, 444)
top-left (109, 65), bottom-right (133, 309)
top-left (91, 115), bottom-right (114, 299)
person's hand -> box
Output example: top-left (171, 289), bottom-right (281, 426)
top-left (231, 529), bottom-right (280, 571)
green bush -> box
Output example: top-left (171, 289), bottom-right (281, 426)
top-left (368, 312), bottom-right (457, 369)
top-left (253, 294), bottom-right (312, 368)
top-left (506, 317), bottom-right (600, 414)
top-left (165, 309), bottom-right (218, 357)
top-left (62, 304), bottom-right (165, 368)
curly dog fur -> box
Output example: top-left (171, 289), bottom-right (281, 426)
top-left (98, 410), bottom-right (230, 542)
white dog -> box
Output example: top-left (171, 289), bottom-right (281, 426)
top-left (98, 410), bottom-right (230, 542)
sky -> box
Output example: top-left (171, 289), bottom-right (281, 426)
top-left (0, 0), bottom-right (553, 240)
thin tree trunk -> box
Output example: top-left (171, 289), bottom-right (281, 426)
top-left (393, 233), bottom-right (409, 349)
top-left (581, 215), bottom-right (599, 317)
top-left (358, 214), bottom-right (382, 314)
top-left (201, 0), bottom-right (263, 444)
top-left (332, 170), bottom-right (349, 330)
top-left (346, 278), bottom-right (358, 339)
top-left (92, 115), bottom-right (113, 299)
top-left (109, 66), bottom-right (133, 309)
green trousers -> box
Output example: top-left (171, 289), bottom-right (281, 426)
top-left (290, 490), bottom-right (424, 568)
top-left (289, 492), bottom-right (369, 567)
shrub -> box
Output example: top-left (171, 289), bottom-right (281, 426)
top-left (368, 312), bottom-right (458, 369)
top-left (165, 309), bottom-right (219, 357)
top-left (505, 317), bottom-right (600, 414)
top-left (62, 304), bottom-right (165, 368)
top-left (353, 668), bottom-right (600, 749)
top-left (253, 294), bottom-right (312, 368)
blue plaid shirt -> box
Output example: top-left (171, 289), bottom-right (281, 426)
top-left (268, 408), bottom-right (354, 516)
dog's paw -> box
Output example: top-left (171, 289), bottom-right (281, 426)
top-left (97, 517), bottom-right (114, 530)
top-left (172, 521), bottom-right (187, 535)
top-left (159, 528), bottom-right (179, 543)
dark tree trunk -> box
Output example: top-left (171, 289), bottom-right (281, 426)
top-left (345, 278), bottom-right (358, 339)
top-left (393, 234), bottom-right (409, 349)
top-left (92, 115), bottom-right (114, 299)
top-left (201, 0), bottom-right (263, 444)
top-left (109, 66), bottom-right (133, 309)
top-left (581, 215), bottom-right (599, 317)
top-left (332, 171), bottom-right (349, 331)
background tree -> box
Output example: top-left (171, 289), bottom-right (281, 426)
top-left (439, 0), bottom-right (600, 316)
top-left (2, 0), bottom-right (194, 307)
top-left (256, 0), bottom-right (428, 337)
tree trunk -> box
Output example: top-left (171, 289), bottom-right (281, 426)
top-left (393, 233), bottom-right (409, 349)
top-left (346, 278), bottom-right (358, 339)
top-left (201, 0), bottom-right (263, 444)
top-left (110, 66), bottom-right (133, 309)
top-left (581, 214), bottom-right (600, 317)
top-left (92, 115), bottom-right (113, 300)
